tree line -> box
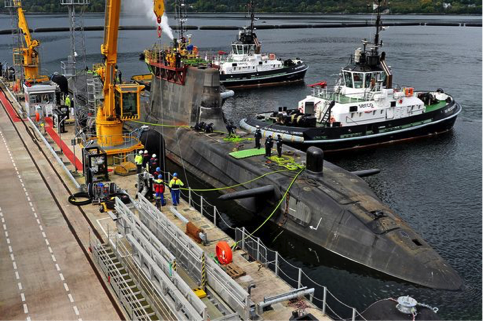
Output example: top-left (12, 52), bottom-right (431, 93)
top-left (2, 0), bottom-right (481, 14)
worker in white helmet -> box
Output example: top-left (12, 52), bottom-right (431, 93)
top-left (135, 150), bottom-right (143, 173)
top-left (142, 149), bottom-right (150, 168)
top-left (149, 154), bottom-right (158, 175)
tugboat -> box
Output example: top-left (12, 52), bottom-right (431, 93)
top-left (240, 0), bottom-right (461, 151)
top-left (212, 0), bottom-right (308, 89)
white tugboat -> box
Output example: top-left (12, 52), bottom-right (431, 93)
top-left (241, 0), bottom-right (461, 151)
top-left (212, 0), bottom-right (308, 89)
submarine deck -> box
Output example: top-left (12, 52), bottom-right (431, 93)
top-left (1, 81), bottom-right (332, 320)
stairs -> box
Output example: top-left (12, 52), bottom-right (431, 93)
top-left (94, 244), bottom-right (160, 321)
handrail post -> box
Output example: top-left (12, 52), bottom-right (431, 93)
top-left (322, 286), bottom-right (327, 315)
top-left (297, 268), bottom-right (302, 289)
top-left (200, 195), bottom-right (203, 215)
top-left (188, 188), bottom-right (192, 208)
top-left (256, 237), bottom-right (260, 262)
top-left (241, 227), bottom-right (245, 250)
top-left (274, 252), bottom-right (278, 276)
top-left (213, 206), bottom-right (217, 226)
top-left (352, 308), bottom-right (356, 321)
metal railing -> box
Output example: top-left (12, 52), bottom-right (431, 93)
top-left (136, 193), bottom-right (251, 320)
top-left (90, 234), bottom-right (156, 321)
top-left (115, 197), bottom-right (207, 321)
top-left (179, 186), bottom-right (368, 321)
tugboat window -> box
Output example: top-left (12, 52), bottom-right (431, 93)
top-left (353, 73), bottom-right (364, 88)
top-left (365, 73), bottom-right (373, 88)
top-left (344, 72), bottom-right (353, 88)
top-left (381, 73), bottom-right (387, 85)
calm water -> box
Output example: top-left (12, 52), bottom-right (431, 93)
top-left (0, 12), bottom-right (481, 320)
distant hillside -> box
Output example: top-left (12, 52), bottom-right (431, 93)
top-left (2, 0), bottom-right (481, 14)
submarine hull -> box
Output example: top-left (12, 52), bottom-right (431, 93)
top-left (137, 66), bottom-right (462, 291)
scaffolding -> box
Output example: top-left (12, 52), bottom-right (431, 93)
top-left (60, 0), bottom-right (90, 142)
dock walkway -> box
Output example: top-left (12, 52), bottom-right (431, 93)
top-left (0, 91), bottom-right (120, 320)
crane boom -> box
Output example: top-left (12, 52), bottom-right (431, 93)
top-left (100, 0), bottom-right (121, 117)
top-left (95, 0), bottom-right (164, 152)
top-left (13, 0), bottom-right (48, 83)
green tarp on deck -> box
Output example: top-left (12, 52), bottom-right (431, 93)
top-left (229, 148), bottom-right (266, 159)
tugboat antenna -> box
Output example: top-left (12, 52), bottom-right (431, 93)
top-left (248, 0), bottom-right (256, 34)
top-left (374, 0), bottom-right (383, 49)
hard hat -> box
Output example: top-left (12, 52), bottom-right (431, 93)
top-left (138, 150), bottom-right (143, 154)
top-left (158, 174), bottom-right (163, 179)
top-left (256, 125), bottom-right (260, 128)
top-left (144, 150), bottom-right (148, 153)
top-left (173, 173), bottom-right (178, 177)
top-left (156, 167), bottom-right (161, 172)
top-left (152, 154), bottom-right (157, 158)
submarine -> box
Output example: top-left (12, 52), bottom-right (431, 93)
top-left (134, 47), bottom-right (462, 291)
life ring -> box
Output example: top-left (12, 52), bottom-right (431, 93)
top-left (157, 25), bottom-right (162, 38)
top-left (215, 241), bottom-right (232, 265)
top-left (405, 87), bottom-right (414, 97)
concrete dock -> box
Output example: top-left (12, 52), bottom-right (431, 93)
top-left (0, 94), bottom-right (121, 320)
top-left (0, 81), bottom-right (335, 320)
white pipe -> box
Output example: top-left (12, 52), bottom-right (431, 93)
top-left (257, 288), bottom-right (315, 313)
top-left (170, 206), bottom-right (189, 224)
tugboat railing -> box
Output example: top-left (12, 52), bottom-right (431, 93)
top-left (180, 185), bottom-right (368, 321)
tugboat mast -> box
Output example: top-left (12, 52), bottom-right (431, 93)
top-left (248, 0), bottom-right (255, 34)
top-left (373, 0), bottom-right (383, 49)
top-left (174, 0), bottom-right (187, 40)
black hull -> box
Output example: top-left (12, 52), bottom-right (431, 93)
top-left (220, 64), bottom-right (308, 89)
top-left (294, 112), bottom-right (458, 152)
top-left (242, 101), bottom-right (461, 152)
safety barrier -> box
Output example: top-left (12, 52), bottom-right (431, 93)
top-left (89, 234), bottom-right (158, 321)
top-left (179, 186), bottom-right (368, 321)
top-left (115, 197), bottom-right (207, 321)
top-left (0, 80), bottom-right (81, 190)
top-left (136, 193), bottom-right (251, 320)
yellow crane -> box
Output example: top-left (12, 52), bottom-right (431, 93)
top-left (95, 0), bottom-right (164, 154)
top-left (13, 0), bottom-right (49, 83)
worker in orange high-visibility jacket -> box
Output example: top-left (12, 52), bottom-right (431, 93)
top-left (153, 174), bottom-right (166, 209)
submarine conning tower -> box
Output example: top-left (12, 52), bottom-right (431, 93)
top-left (306, 146), bottom-right (324, 176)
top-left (144, 59), bottom-right (226, 131)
